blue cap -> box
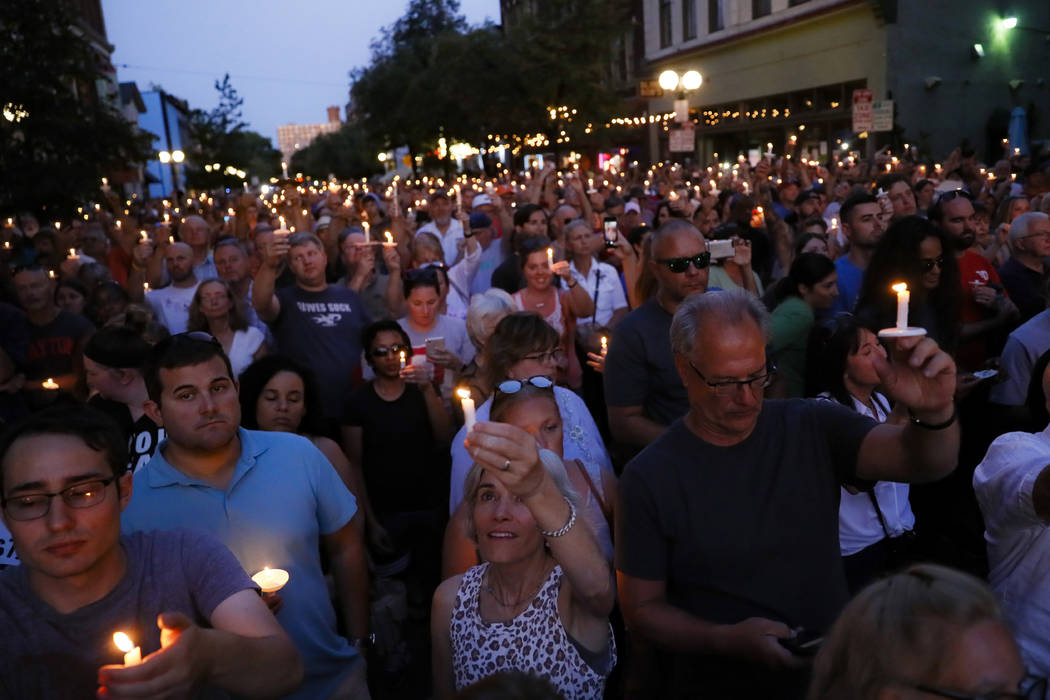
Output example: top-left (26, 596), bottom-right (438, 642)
top-left (469, 212), bottom-right (492, 229)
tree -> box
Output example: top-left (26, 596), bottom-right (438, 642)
top-left (0, 0), bottom-right (152, 215)
top-left (288, 124), bottom-right (384, 180)
top-left (185, 75), bottom-right (280, 189)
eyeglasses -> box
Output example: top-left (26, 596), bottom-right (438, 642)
top-left (687, 360), bottom-right (776, 396)
top-left (1, 478), bottom-right (117, 521)
top-left (1021, 232), bottom-right (1050, 243)
top-left (497, 376), bottom-right (555, 394)
top-left (654, 252), bottom-right (712, 273)
top-left (907, 673), bottom-right (1048, 700)
top-left (921, 256), bottom-right (945, 272)
top-left (520, 348), bottom-right (565, 365)
top-left (933, 189), bottom-right (974, 205)
top-left (371, 344), bottom-right (410, 358)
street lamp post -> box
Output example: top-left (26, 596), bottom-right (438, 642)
top-left (655, 69), bottom-right (703, 161)
top-left (158, 149), bottom-right (185, 195)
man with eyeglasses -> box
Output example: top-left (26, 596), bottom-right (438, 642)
top-left (0, 406), bottom-right (302, 698)
top-left (617, 289), bottom-right (960, 699)
top-left (122, 333), bottom-right (372, 699)
top-left (604, 219), bottom-right (709, 450)
top-left (998, 213), bottom-right (1050, 323)
top-left (930, 190), bottom-right (1018, 370)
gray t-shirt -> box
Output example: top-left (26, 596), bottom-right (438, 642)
top-left (0, 529), bottom-right (254, 699)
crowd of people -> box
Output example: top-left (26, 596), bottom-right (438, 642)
top-left (1, 138), bottom-right (1050, 699)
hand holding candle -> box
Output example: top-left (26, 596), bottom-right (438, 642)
top-left (878, 282), bottom-right (926, 339)
top-left (600, 336), bottom-right (608, 357)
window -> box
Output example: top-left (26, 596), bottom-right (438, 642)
top-left (752, 0), bottom-right (771, 18)
top-left (708, 0), bottom-right (725, 32)
top-left (659, 0), bottom-right (673, 48)
top-left (683, 0), bottom-right (697, 40)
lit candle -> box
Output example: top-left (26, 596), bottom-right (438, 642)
top-left (600, 336), bottom-right (608, 357)
top-left (399, 350), bottom-right (407, 369)
top-left (67, 248), bottom-right (78, 260)
top-left (362, 221), bottom-right (370, 243)
top-left (458, 388), bottom-right (476, 432)
top-left (168, 235), bottom-right (174, 244)
top-left (55, 221), bottom-right (61, 231)
top-left (163, 213), bottom-right (170, 223)
top-left (42, 378), bottom-right (59, 390)
top-left (892, 283), bottom-right (909, 330)
top-left (3, 241), bottom-right (9, 250)
top-left (546, 247), bottom-right (554, 268)
top-left (251, 567), bottom-right (290, 594)
top-left (455, 184), bottom-right (461, 215)
top-left (113, 632), bottom-right (141, 666)
top-left (48, 270), bottom-right (55, 279)
top-left (143, 282), bottom-right (150, 293)
top-left (139, 230), bottom-right (149, 243)
top-left (383, 231), bottom-right (395, 247)
top-left (278, 215), bottom-right (286, 230)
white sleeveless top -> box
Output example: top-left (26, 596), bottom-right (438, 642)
top-left (450, 563), bottom-right (614, 699)
top-left (512, 289), bottom-right (566, 335)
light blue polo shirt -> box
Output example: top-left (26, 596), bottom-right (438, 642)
top-left (122, 428), bottom-right (359, 700)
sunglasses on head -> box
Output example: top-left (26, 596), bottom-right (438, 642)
top-left (933, 189), bottom-right (974, 205)
top-left (370, 343), bottom-right (410, 358)
top-left (496, 376), bottom-right (555, 394)
top-left (654, 252), bottom-right (711, 273)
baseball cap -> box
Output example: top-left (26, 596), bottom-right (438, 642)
top-left (624, 201), bottom-right (641, 214)
top-left (472, 194), bottom-right (493, 209)
top-left (315, 215), bottom-right (332, 232)
top-left (362, 193), bottom-right (381, 205)
top-left (469, 212), bottom-right (492, 229)
top-left (795, 190), bottom-right (821, 205)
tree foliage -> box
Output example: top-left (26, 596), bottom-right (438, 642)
top-left (0, 0), bottom-right (152, 215)
top-left (185, 75), bottom-right (280, 189)
top-left (341, 0), bottom-right (630, 177)
top-left (288, 125), bottom-right (385, 181)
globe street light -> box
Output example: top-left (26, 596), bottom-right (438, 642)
top-left (158, 150), bottom-right (171, 164)
top-left (659, 70), bottom-right (681, 92)
top-left (681, 70), bottom-right (703, 91)
top-left (171, 150), bottom-right (185, 163)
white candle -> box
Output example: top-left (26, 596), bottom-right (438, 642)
top-left (67, 248), bottom-right (78, 260)
top-left (143, 283), bottom-right (150, 293)
top-left (458, 388), bottom-right (476, 432)
top-left (113, 632), bottom-right (141, 666)
top-left (362, 221), bottom-right (370, 243)
top-left (600, 336), bottom-right (608, 357)
top-left (251, 567), bottom-right (290, 594)
top-left (546, 247), bottom-right (554, 269)
top-left (455, 184), bottom-right (461, 215)
top-left (139, 230), bottom-right (149, 243)
top-left (892, 283), bottom-right (909, 330)
top-left (399, 350), bottom-right (407, 369)
top-left (383, 231), bottom-right (395, 247)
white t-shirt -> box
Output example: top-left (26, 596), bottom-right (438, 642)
top-left (974, 426), bottom-right (1050, 676)
top-left (146, 281), bottom-right (200, 335)
top-left (416, 218), bottom-right (465, 267)
top-left (570, 259), bottom-right (628, 328)
top-left (228, 326), bottom-right (265, 377)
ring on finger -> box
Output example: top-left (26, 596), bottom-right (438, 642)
top-left (501, 459), bottom-right (511, 471)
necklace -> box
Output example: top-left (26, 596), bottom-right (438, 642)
top-left (483, 564), bottom-right (550, 608)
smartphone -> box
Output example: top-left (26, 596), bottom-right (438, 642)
top-left (603, 216), bottom-right (618, 248)
top-left (709, 239), bottom-right (735, 260)
top-left (425, 337), bottom-right (446, 354)
top-left (779, 629), bottom-right (823, 657)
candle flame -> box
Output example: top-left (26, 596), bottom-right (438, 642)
top-left (456, 388), bottom-right (471, 400)
top-left (892, 283), bottom-right (908, 293)
top-left (385, 232), bottom-right (394, 244)
top-left (113, 632), bottom-right (135, 653)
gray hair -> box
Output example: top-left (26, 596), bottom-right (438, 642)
top-left (1009, 211), bottom-right (1049, 246)
top-left (564, 219), bottom-right (590, 238)
top-left (465, 288), bottom-right (515, 349)
top-left (670, 289), bottom-right (770, 357)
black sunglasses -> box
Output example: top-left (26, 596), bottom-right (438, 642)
top-left (933, 189), bottom-right (974, 205)
top-left (371, 344), bottom-right (410, 358)
top-left (654, 252), bottom-right (711, 273)
top-left (921, 256), bottom-right (945, 272)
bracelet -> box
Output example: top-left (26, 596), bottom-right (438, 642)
top-left (567, 280), bottom-right (578, 288)
top-left (907, 407), bottom-right (957, 430)
top-left (539, 497), bottom-right (576, 538)
top-left (463, 231), bottom-right (475, 239)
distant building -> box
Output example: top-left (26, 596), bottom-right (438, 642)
top-left (641, 0), bottom-right (1050, 162)
top-left (114, 82), bottom-right (149, 197)
top-left (139, 90), bottom-right (193, 198)
top-left (278, 107), bottom-right (342, 163)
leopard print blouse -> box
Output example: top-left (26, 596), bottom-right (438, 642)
top-left (449, 562), bottom-right (614, 699)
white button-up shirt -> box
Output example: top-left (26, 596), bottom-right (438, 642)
top-left (826, 393), bottom-right (915, 555)
top-left (569, 258), bottom-right (628, 328)
top-left (415, 218), bottom-right (464, 267)
top-left (974, 426), bottom-right (1050, 676)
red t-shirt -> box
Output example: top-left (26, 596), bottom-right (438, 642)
top-left (956, 249), bottom-right (1004, 370)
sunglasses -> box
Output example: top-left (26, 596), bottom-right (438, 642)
top-left (933, 189), bottom-right (974, 205)
top-left (371, 344), bottom-right (410, 358)
top-left (921, 256), bottom-right (945, 272)
top-left (496, 376), bottom-right (555, 394)
top-left (654, 252), bottom-right (711, 273)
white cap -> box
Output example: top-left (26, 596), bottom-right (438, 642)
top-left (472, 194), bottom-right (493, 209)
top-left (624, 201), bottom-right (641, 214)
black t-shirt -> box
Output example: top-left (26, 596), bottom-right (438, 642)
top-left (616, 399), bottom-right (876, 695)
top-left (87, 397), bottom-right (164, 474)
top-left (24, 309), bottom-right (94, 381)
top-left (342, 383), bottom-right (442, 514)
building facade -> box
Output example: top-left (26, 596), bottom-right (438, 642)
top-left (139, 90), bottom-right (193, 198)
top-left (641, 0), bottom-right (1049, 163)
top-left (277, 106), bottom-right (342, 164)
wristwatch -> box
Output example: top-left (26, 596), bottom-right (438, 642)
top-left (350, 633), bottom-right (376, 651)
